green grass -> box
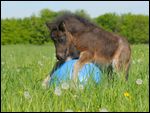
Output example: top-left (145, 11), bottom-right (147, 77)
top-left (1, 44), bottom-right (149, 112)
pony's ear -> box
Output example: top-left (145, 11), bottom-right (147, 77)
top-left (45, 22), bottom-right (58, 31)
top-left (59, 21), bottom-right (67, 32)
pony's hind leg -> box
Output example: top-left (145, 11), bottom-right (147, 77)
top-left (124, 59), bottom-right (131, 81)
top-left (112, 45), bottom-right (131, 81)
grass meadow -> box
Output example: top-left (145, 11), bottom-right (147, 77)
top-left (1, 44), bottom-right (149, 112)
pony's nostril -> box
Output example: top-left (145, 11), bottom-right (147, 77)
top-left (56, 54), bottom-right (64, 61)
top-left (56, 55), bottom-right (61, 60)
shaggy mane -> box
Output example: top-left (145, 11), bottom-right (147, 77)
top-left (53, 13), bottom-right (96, 27)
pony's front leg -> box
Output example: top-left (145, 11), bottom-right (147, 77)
top-left (72, 51), bottom-right (93, 83)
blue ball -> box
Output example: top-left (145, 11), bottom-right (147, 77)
top-left (50, 59), bottom-right (101, 86)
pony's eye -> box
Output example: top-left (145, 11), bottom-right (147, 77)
top-left (53, 38), bottom-right (57, 42)
top-left (51, 33), bottom-right (56, 38)
top-left (58, 37), bottom-right (66, 43)
top-left (58, 38), bottom-right (63, 42)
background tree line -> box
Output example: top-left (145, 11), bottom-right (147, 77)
top-left (1, 9), bottom-right (149, 45)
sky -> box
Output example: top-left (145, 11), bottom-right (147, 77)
top-left (1, 1), bottom-right (149, 19)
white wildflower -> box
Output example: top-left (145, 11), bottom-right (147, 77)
top-left (1, 62), bottom-right (5, 65)
top-left (73, 95), bottom-right (77, 98)
top-left (16, 68), bottom-right (20, 73)
top-left (38, 61), bottom-right (41, 64)
top-left (61, 82), bottom-right (69, 90)
top-left (137, 59), bottom-right (142, 63)
top-left (79, 84), bottom-right (84, 90)
top-left (38, 61), bottom-right (43, 66)
top-left (132, 60), bottom-right (135, 64)
top-left (65, 109), bottom-right (73, 112)
top-left (99, 108), bottom-right (108, 112)
top-left (54, 87), bottom-right (61, 96)
top-left (136, 79), bottom-right (143, 85)
top-left (24, 91), bottom-right (32, 100)
top-left (10, 54), bottom-right (13, 57)
top-left (42, 56), bottom-right (46, 59)
top-left (42, 81), bottom-right (48, 89)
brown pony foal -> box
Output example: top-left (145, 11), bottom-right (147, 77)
top-left (46, 14), bottom-right (131, 83)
